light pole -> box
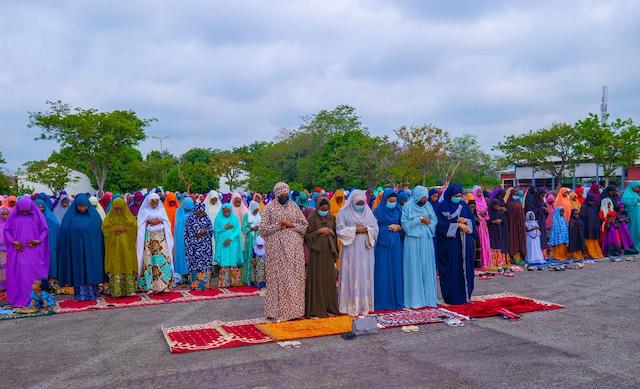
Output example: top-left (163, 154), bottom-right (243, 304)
top-left (151, 136), bottom-right (169, 153)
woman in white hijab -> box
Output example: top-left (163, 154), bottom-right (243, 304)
top-left (89, 196), bottom-right (106, 220)
top-left (204, 190), bottom-right (221, 261)
top-left (136, 193), bottom-right (174, 293)
top-left (241, 200), bottom-right (262, 285)
top-left (336, 189), bottom-right (379, 316)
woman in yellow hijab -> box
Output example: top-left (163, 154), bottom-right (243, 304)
top-left (329, 189), bottom-right (347, 216)
top-left (102, 198), bottom-right (138, 297)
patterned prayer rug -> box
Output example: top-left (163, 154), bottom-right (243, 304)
top-left (441, 292), bottom-right (564, 318)
top-left (54, 286), bottom-right (261, 314)
top-left (371, 308), bottom-right (468, 329)
top-left (0, 307), bottom-right (55, 321)
top-left (162, 318), bottom-right (272, 353)
top-left (257, 316), bottom-right (354, 341)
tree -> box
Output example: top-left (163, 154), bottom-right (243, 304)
top-left (495, 123), bottom-right (583, 185)
top-left (22, 160), bottom-right (77, 194)
top-left (216, 151), bottom-right (246, 192)
top-left (433, 134), bottom-right (499, 186)
top-left (29, 100), bottom-right (152, 191)
top-left (395, 124), bottom-right (450, 186)
top-left (575, 113), bottom-right (640, 186)
top-left (164, 160), bottom-right (218, 193)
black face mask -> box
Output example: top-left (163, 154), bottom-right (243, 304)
top-left (416, 200), bottom-right (426, 207)
top-left (278, 196), bottom-right (289, 205)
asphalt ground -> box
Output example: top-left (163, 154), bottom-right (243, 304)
top-left (1, 258), bottom-right (639, 389)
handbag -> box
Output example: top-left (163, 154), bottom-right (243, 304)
top-left (351, 316), bottom-right (378, 336)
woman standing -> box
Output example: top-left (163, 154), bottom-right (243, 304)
top-left (554, 188), bottom-right (573, 221)
top-left (136, 193), bottom-right (174, 294)
top-left (214, 204), bottom-right (243, 287)
top-left (58, 194), bottom-right (104, 301)
top-left (435, 185), bottom-right (475, 305)
top-left (373, 188), bottom-right (404, 311)
top-left (185, 203), bottom-right (214, 290)
top-left (336, 190), bottom-right (379, 316)
top-left (487, 199), bottom-right (509, 269)
top-left (304, 196), bottom-right (339, 318)
top-left (259, 182), bottom-right (308, 321)
top-left (401, 186), bottom-right (439, 308)
top-left (34, 199), bottom-right (60, 281)
top-left (52, 192), bottom-right (71, 223)
top-left (549, 207), bottom-right (570, 260)
top-left (525, 211), bottom-right (545, 265)
top-left (4, 197), bottom-right (49, 306)
top-left (102, 198), bottom-right (138, 297)
top-left (0, 207), bottom-right (9, 291)
top-left (128, 191), bottom-right (144, 217)
top-left (621, 181), bottom-right (640, 250)
top-left (163, 192), bottom-right (180, 233)
top-left (472, 187), bottom-right (491, 268)
top-left (241, 201), bottom-right (262, 286)
top-left (504, 188), bottom-right (526, 261)
top-left (568, 208), bottom-right (586, 260)
top-left (579, 194), bottom-right (604, 259)
top-left (204, 190), bottom-right (222, 261)
top-left (173, 197), bottom-right (195, 280)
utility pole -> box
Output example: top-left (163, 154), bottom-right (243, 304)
top-left (152, 136), bottom-right (169, 153)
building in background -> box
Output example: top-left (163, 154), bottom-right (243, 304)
top-left (17, 169), bottom-right (95, 195)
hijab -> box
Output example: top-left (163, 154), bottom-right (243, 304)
top-left (337, 189), bottom-right (377, 227)
top-left (329, 189), bottom-right (347, 216)
top-left (136, 192), bottom-right (174, 274)
top-left (549, 207), bottom-right (569, 246)
top-left (587, 183), bottom-right (601, 206)
top-left (89, 196), bottom-right (107, 220)
top-left (554, 187), bottom-right (572, 220)
top-left (230, 193), bottom-right (249, 225)
top-left (52, 192), bottom-right (71, 223)
top-left (98, 192), bottom-right (112, 210)
top-left (204, 190), bottom-right (222, 225)
top-left (373, 188), bottom-right (401, 225)
top-left (102, 197), bottom-right (138, 276)
top-left (247, 200), bottom-right (262, 227)
top-left (163, 192), bottom-right (180, 231)
top-left (129, 191), bottom-right (145, 216)
top-left (473, 187), bottom-right (488, 214)
top-left (525, 211), bottom-right (539, 239)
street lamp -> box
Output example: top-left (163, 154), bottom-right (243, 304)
top-left (151, 136), bottom-right (169, 153)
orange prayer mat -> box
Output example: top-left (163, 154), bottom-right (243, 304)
top-left (256, 315), bottom-right (353, 341)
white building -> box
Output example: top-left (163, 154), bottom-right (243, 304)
top-left (17, 168), bottom-right (95, 195)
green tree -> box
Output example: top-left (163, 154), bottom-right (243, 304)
top-left (22, 160), bottom-right (78, 194)
top-left (164, 160), bottom-right (218, 193)
top-left (395, 124), bottom-right (450, 186)
top-left (434, 134), bottom-right (499, 186)
top-left (216, 151), bottom-right (246, 192)
top-left (495, 123), bottom-right (583, 186)
top-left (575, 113), bottom-right (640, 186)
top-left (29, 100), bottom-right (153, 191)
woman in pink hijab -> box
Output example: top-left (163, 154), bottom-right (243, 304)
top-left (473, 187), bottom-right (491, 268)
top-left (545, 192), bottom-right (556, 230)
top-left (3, 197), bottom-right (49, 307)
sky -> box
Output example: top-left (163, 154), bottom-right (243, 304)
top-left (1, 0), bottom-right (639, 171)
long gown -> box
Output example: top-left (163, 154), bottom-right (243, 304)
top-left (4, 198), bottom-right (49, 307)
top-left (34, 199), bottom-right (60, 279)
top-left (304, 204), bottom-right (339, 318)
top-left (487, 206), bottom-right (509, 269)
top-left (214, 204), bottom-right (243, 287)
top-left (185, 204), bottom-right (214, 290)
top-left (241, 203), bottom-right (261, 286)
top-left (259, 183), bottom-right (308, 321)
top-left (102, 198), bottom-right (138, 297)
top-left (336, 190), bottom-right (379, 316)
top-left (473, 188), bottom-right (491, 268)
top-left (621, 182), bottom-right (640, 250)
top-left (524, 212), bottom-right (545, 264)
top-left (435, 185), bottom-right (475, 305)
top-left (506, 196), bottom-right (526, 260)
top-left (58, 194), bottom-right (104, 301)
top-left (401, 187), bottom-right (439, 308)
top-left (173, 197), bottom-right (194, 277)
top-left (373, 189), bottom-right (404, 311)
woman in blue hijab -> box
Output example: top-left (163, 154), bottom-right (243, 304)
top-left (173, 197), bottom-right (195, 281)
top-left (373, 188), bottom-right (404, 310)
top-left (57, 193), bottom-right (105, 301)
top-left (435, 184), bottom-right (476, 305)
top-left (34, 199), bottom-right (60, 281)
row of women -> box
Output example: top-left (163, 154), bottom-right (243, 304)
top-left (463, 182), bottom-right (640, 270)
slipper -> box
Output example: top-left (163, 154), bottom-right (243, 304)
top-left (401, 326), bottom-right (413, 333)
top-left (291, 341), bottom-right (302, 348)
top-left (277, 341), bottom-right (292, 349)
top-left (497, 308), bottom-right (521, 320)
top-left (444, 318), bottom-right (464, 327)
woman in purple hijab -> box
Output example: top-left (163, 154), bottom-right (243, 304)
top-left (129, 191), bottom-right (145, 216)
top-left (3, 197), bottom-right (49, 307)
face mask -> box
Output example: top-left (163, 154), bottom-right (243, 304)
top-left (451, 197), bottom-right (462, 204)
top-left (386, 201), bottom-right (397, 209)
top-left (354, 204), bottom-right (365, 213)
top-left (416, 200), bottom-right (426, 207)
top-left (318, 210), bottom-right (329, 217)
top-left (277, 196), bottom-right (288, 205)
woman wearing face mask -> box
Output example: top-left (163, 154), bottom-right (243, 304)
top-left (621, 181), bottom-right (640, 250)
top-left (504, 187), bottom-right (526, 261)
top-left (401, 186), bottom-right (439, 308)
top-left (4, 197), bottom-right (49, 306)
top-left (58, 194), bottom-right (104, 301)
top-left (373, 189), bottom-right (404, 310)
top-left (336, 189), bottom-right (379, 316)
top-left (435, 184), bottom-right (476, 305)
top-left (136, 193), bottom-right (174, 294)
top-left (102, 198), bottom-right (138, 297)
top-left (241, 201), bottom-right (262, 286)
top-left (259, 182), bottom-right (309, 321)
top-left (304, 196), bottom-right (339, 318)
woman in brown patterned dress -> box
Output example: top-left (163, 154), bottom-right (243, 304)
top-left (259, 182), bottom-right (308, 321)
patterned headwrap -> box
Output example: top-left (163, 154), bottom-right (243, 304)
top-left (273, 182), bottom-right (290, 196)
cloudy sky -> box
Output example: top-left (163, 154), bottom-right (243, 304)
top-left (1, 0), bottom-right (638, 170)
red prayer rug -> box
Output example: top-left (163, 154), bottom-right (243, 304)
top-left (162, 318), bottom-right (272, 353)
top-left (54, 286), bottom-right (261, 314)
top-left (441, 292), bottom-right (564, 318)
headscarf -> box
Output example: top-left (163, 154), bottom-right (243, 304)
top-left (273, 182), bottom-right (290, 197)
top-left (488, 187), bottom-right (503, 202)
top-left (163, 192), bottom-right (180, 231)
top-left (98, 192), bottom-right (112, 211)
top-left (580, 193), bottom-right (601, 239)
top-left (569, 191), bottom-right (581, 211)
top-left (4, 195), bottom-right (17, 210)
top-left (525, 211), bottom-right (539, 239)
top-left (473, 187), bottom-right (488, 215)
top-left (621, 181), bottom-right (640, 213)
top-left (184, 203), bottom-right (214, 270)
top-left (213, 203), bottom-right (242, 267)
top-left (52, 192), bottom-right (71, 223)
top-left (35, 193), bottom-right (53, 210)
top-left (575, 187), bottom-right (585, 205)
top-left (337, 189), bottom-right (377, 239)
top-left (252, 193), bottom-right (265, 213)
top-left (549, 207), bottom-right (569, 246)
top-left (309, 192), bottom-right (321, 209)
top-left (89, 196), bottom-right (107, 220)
top-left (329, 189), bottom-right (346, 216)
top-left (173, 197), bottom-right (195, 275)
top-left (600, 197), bottom-right (615, 219)
top-left (554, 187), bottom-right (572, 220)
top-left (295, 192), bottom-right (309, 209)
top-left (254, 236), bottom-right (266, 257)
top-left (203, 190), bottom-right (222, 225)
top-left (231, 192), bottom-right (249, 224)
top-left (129, 191), bottom-right (145, 216)
top-left (524, 185), bottom-right (537, 213)
top-left (102, 197), bottom-right (138, 276)
top-left (397, 190), bottom-right (410, 207)
top-left (106, 193), bottom-right (122, 214)
top-left (373, 188), bottom-right (401, 229)
top-left (136, 192), bottom-right (174, 274)
top-left (587, 183), bottom-right (601, 206)
top-left (247, 200), bottom-right (262, 227)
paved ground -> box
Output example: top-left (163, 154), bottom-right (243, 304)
top-left (1, 259), bottom-right (639, 389)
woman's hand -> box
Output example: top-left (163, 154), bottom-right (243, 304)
top-left (224, 239), bottom-right (231, 247)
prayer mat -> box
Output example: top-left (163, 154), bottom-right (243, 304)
top-left (441, 292), bottom-right (564, 318)
top-left (371, 308), bottom-right (468, 329)
top-left (55, 286), bottom-right (261, 314)
top-left (257, 316), bottom-right (353, 341)
top-left (0, 307), bottom-right (55, 321)
top-left (162, 318), bottom-right (272, 353)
